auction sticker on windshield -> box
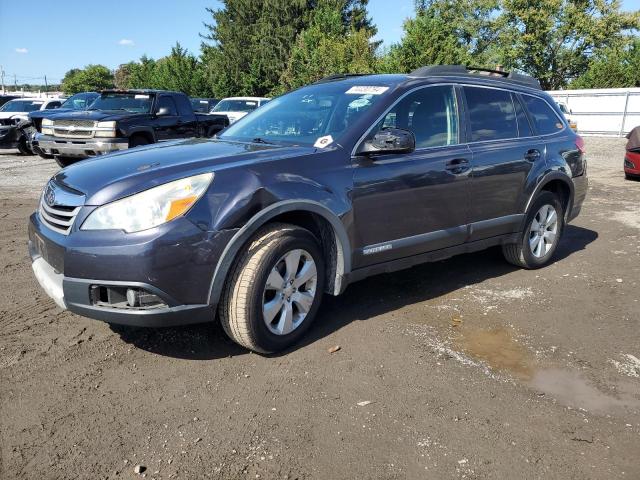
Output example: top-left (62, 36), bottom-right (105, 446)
top-left (346, 86), bottom-right (389, 95)
top-left (134, 95), bottom-right (150, 100)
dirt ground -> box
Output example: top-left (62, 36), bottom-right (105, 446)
top-left (0, 139), bottom-right (639, 480)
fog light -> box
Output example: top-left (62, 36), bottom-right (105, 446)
top-left (126, 288), bottom-right (163, 308)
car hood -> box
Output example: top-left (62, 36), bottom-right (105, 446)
top-left (53, 138), bottom-right (314, 205)
top-left (30, 108), bottom-right (77, 120)
top-left (45, 110), bottom-right (148, 122)
top-left (0, 112), bottom-right (26, 120)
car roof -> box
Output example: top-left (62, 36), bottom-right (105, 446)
top-left (222, 96), bottom-right (270, 101)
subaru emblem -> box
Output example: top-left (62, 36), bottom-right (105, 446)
top-left (44, 183), bottom-right (56, 207)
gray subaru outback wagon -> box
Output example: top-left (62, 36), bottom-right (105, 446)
top-left (29, 65), bottom-right (587, 353)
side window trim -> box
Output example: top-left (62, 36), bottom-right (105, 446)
top-left (351, 83), bottom-right (461, 156)
top-left (513, 93), bottom-right (536, 137)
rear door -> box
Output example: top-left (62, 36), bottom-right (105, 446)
top-left (174, 94), bottom-right (199, 138)
top-left (351, 85), bottom-right (472, 268)
top-left (463, 86), bottom-right (546, 241)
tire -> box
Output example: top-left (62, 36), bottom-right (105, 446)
top-left (502, 191), bottom-right (564, 269)
top-left (129, 135), bottom-right (151, 148)
top-left (55, 156), bottom-right (80, 168)
top-left (16, 136), bottom-right (33, 155)
top-left (219, 223), bottom-right (326, 353)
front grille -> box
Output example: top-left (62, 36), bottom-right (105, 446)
top-left (38, 181), bottom-right (84, 235)
top-left (52, 119), bottom-right (95, 138)
top-left (54, 119), bottom-right (95, 128)
top-left (53, 128), bottom-right (94, 138)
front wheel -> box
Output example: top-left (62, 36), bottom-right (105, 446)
top-left (17, 136), bottom-right (33, 155)
top-left (502, 191), bottom-right (564, 269)
top-left (219, 223), bottom-right (325, 353)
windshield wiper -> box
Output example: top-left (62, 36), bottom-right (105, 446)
top-left (251, 137), bottom-right (276, 145)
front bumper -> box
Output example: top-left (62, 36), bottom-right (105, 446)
top-left (35, 133), bottom-right (129, 158)
top-left (28, 211), bottom-right (237, 327)
top-left (624, 151), bottom-right (640, 176)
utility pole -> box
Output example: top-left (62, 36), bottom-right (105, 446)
top-left (44, 75), bottom-right (48, 97)
top-left (13, 73), bottom-right (17, 93)
top-left (0, 66), bottom-right (4, 94)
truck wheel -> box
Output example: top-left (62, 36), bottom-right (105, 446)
top-left (207, 126), bottom-right (223, 137)
top-left (129, 135), bottom-right (151, 148)
top-left (219, 223), bottom-right (326, 354)
top-left (502, 191), bottom-right (564, 269)
top-left (17, 136), bottom-right (33, 155)
top-left (55, 156), bottom-right (79, 168)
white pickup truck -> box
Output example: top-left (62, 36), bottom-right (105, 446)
top-left (210, 96), bottom-right (270, 124)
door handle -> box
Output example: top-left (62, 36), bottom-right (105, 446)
top-left (445, 158), bottom-right (470, 175)
top-left (525, 149), bottom-right (541, 162)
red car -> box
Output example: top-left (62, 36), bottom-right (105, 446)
top-left (626, 127), bottom-right (640, 180)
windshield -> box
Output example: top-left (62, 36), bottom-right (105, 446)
top-left (89, 93), bottom-right (153, 113)
top-left (219, 84), bottom-right (389, 146)
top-left (0, 100), bottom-right (44, 112)
top-left (212, 99), bottom-right (260, 113)
top-left (62, 93), bottom-right (98, 110)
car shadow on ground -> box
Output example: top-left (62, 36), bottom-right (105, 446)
top-left (110, 225), bottom-right (598, 360)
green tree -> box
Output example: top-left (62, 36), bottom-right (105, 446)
top-left (61, 65), bottom-right (114, 94)
top-left (495, 0), bottom-right (639, 89)
top-left (114, 63), bottom-right (134, 89)
top-left (126, 55), bottom-right (157, 89)
top-left (200, 0), bottom-right (377, 97)
top-left (153, 43), bottom-right (208, 95)
top-left (571, 38), bottom-right (640, 88)
top-left (279, 3), bottom-right (378, 92)
top-left (379, 0), bottom-right (500, 73)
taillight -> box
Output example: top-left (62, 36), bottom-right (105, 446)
top-left (575, 135), bottom-right (585, 154)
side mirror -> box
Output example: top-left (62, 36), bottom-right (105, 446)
top-left (156, 107), bottom-right (171, 116)
top-left (358, 128), bottom-right (416, 156)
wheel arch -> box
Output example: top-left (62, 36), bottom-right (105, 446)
top-left (208, 200), bottom-right (351, 308)
top-left (524, 171), bottom-right (574, 220)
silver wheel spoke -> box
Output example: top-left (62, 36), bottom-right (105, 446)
top-left (530, 234), bottom-right (542, 251)
top-left (263, 296), bottom-right (284, 324)
top-left (284, 250), bottom-right (302, 280)
top-left (538, 205), bottom-right (548, 223)
top-left (266, 269), bottom-right (285, 290)
top-left (535, 237), bottom-right (544, 257)
top-left (531, 218), bottom-right (540, 231)
top-left (276, 302), bottom-right (294, 335)
top-left (291, 291), bottom-right (314, 314)
top-left (544, 231), bottom-right (556, 244)
top-left (546, 208), bottom-right (557, 227)
top-left (263, 248), bottom-right (318, 336)
top-left (293, 260), bottom-right (317, 288)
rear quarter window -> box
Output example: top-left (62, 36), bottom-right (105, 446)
top-left (523, 95), bottom-right (564, 135)
top-left (464, 87), bottom-right (518, 142)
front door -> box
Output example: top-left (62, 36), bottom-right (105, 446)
top-left (351, 85), bottom-right (472, 269)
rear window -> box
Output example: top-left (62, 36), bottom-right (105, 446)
top-left (523, 96), bottom-right (564, 135)
top-left (464, 87), bottom-right (518, 142)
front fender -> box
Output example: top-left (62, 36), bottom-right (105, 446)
top-left (206, 200), bottom-right (351, 306)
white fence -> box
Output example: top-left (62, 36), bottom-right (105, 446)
top-left (548, 87), bottom-right (640, 137)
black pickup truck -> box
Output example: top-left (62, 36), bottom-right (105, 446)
top-left (33, 89), bottom-right (229, 167)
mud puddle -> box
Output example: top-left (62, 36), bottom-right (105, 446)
top-left (454, 326), bottom-right (640, 413)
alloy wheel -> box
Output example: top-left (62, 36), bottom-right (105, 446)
top-left (529, 204), bottom-right (558, 258)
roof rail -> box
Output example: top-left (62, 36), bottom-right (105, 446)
top-left (312, 73), bottom-right (369, 84)
top-left (409, 65), bottom-right (541, 90)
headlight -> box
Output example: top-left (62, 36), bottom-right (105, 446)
top-left (95, 120), bottom-right (116, 138)
top-left (81, 173), bottom-right (214, 233)
top-left (42, 118), bottom-right (53, 126)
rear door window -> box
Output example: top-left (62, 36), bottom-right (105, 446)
top-left (464, 87), bottom-right (518, 142)
top-left (522, 95), bottom-right (564, 135)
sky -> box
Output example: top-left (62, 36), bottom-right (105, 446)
top-left (0, 0), bottom-right (638, 85)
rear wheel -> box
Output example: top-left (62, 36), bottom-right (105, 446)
top-left (502, 191), bottom-right (564, 269)
top-left (219, 223), bottom-right (325, 353)
top-left (55, 156), bottom-right (80, 168)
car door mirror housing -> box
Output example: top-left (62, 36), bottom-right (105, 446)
top-left (156, 107), bottom-right (171, 117)
top-left (358, 128), bottom-right (416, 156)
